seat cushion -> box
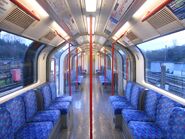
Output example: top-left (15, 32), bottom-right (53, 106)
top-left (112, 101), bottom-right (134, 115)
top-left (47, 102), bottom-right (70, 115)
top-left (168, 107), bottom-right (185, 139)
top-left (109, 96), bottom-right (127, 103)
top-left (29, 110), bottom-right (61, 125)
top-left (55, 96), bottom-right (72, 103)
top-left (128, 121), bottom-right (165, 139)
top-left (40, 84), bottom-right (52, 109)
top-left (16, 122), bottom-right (53, 139)
top-left (0, 108), bottom-right (13, 139)
top-left (122, 109), bottom-right (153, 124)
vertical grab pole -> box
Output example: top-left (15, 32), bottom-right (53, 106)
top-left (111, 43), bottom-right (115, 96)
top-left (81, 53), bottom-right (82, 72)
top-left (89, 16), bottom-right (93, 139)
top-left (76, 48), bottom-right (78, 88)
top-left (68, 43), bottom-right (72, 96)
top-left (100, 53), bottom-right (101, 72)
top-left (126, 58), bottom-right (129, 80)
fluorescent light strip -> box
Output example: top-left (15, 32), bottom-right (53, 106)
top-left (87, 17), bottom-right (95, 34)
top-left (85, 0), bottom-right (97, 12)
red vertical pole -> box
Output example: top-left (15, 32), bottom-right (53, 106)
top-left (76, 49), bottom-right (78, 88)
top-left (98, 54), bottom-right (99, 71)
top-left (111, 43), bottom-right (115, 96)
top-left (81, 53), bottom-right (82, 71)
top-left (104, 50), bottom-right (106, 79)
top-left (126, 57), bottom-right (129, 80)
top-left (68, 43), bottom-right (72, 96)
top-left (100, 54), bottom-right (101, 71)
top-left (89, 16), bottom-right (93, 139)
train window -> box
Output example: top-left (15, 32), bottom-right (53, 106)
top-left (0, 31), bottom-right (43, 95)
top-left (138, 30), bottom-right (185, 98)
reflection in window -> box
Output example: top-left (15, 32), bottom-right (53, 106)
top-left (0, 31), bottom-right (39, 95)
top-left (138, 30), bottom-right (185, 98)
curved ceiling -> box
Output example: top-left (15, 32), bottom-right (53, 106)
top-left (37, 0), bottom-right (146, 45)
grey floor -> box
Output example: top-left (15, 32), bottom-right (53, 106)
top-left (60, 76), bottom-right (124, 139)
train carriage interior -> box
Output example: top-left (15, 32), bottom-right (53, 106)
top-left (0, 0), bottom-right (185, 139)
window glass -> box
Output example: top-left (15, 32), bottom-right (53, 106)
top-left (137, 30), bottom-right (185, 98)
top-left (0, 31), bottom-right (42, 95)
top-left (119, 49), bottom-right (127, 79)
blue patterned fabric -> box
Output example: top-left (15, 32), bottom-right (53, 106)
top-left (55, 96), bottom-right (72, 103)
top-left (16, 122), bottom-right (53, 139)
top-left (144, 90), bottom-right (161, 120)
top-left (156, 96), bottom-right (181, 132)
top-left (109, 96), bottom-right (127, 103)
top-left (48, 102), bottom-right (70, 115)
top-left (112, 101), bottom-right (134, 115)
top-left (130, 84), bottom-right (144, 109)
top-left (3, 97), bottom-right (26, 133)
top-left (128, 121), bottom-right (164, 139)
top-left (168, 107), bottom-right (185, 139)
top-left (125, 81), bottom-right (133, 101)
top-left (122, 109), bottom-right (153, 124)
top-left (29, 110), bottom-right (60, 125)
top-left (0, 108), bottom-right (13, 139)
top-left (40, 85), bottom-right (52, 109)
top-left (49, 82), bottom-right (57, 100)
top-left (23, 90), bottom-right (38, 121)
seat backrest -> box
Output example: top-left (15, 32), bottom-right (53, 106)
top-left (23, 90), bottom-right (38, 121)
top-left (3, 96), bottom-right (26, 133)
top-left (125, 81), bottom-right (133, 101)
top-left (168, 107), bottom-right (185, 139)
top-left (130, 83), bottom-right (145, 109)
top-left (144, 90), bottom-right (161, 120)
top-left (0, 107), bottom-right (13, 139)
top-left (40, 84), bottom-right (52, 109)
top-left (156, 96), bottom-right (181, 132)
top-left (49, 82), bottom-right (57, 100)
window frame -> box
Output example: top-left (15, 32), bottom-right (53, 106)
top-left (0, 29), bottom-right (45, 96)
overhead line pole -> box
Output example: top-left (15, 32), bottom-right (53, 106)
top-left (89, 16), bottom-right (93, 139)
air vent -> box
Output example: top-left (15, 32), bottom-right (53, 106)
top-left (126, 31), bottom-right (138, 41)
top-left (44, 31), bottom-right (56, 41)
top-left (5, 8), bottom-right (35, 29)
top-left (147, 8), bottom-right (176, 29)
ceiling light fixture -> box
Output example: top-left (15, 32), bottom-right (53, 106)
top-left (87, 17), bottom-right (95, 34)
top-left (85, 0), bottom-right (97, 12)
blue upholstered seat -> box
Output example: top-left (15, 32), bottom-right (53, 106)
top-left (122, 109), bottom-right (153, 124)
top-left (3, 96), bottom-right (54, 139)
top-left (168, 107), bottom-right (185, 139)
top-left (109, 81), bottom-right (133, 103)
top-left (40, 84), bottom-right (70, 115)
top-left (49, 82), bottom-right (72, 103)
top-left (127, 96), bottom-right (182, 139)
top-left (122, 90), bottom-right (160, 124)
top-left (111, 83), bottom-right (144, 115)
top-left (23, 90), bottom-right (61, 125)
top-left (128, 121), bottom-right (164, 139)
top-left (16, 122), bottom-right (53, 139)
top-left (0, 108), bottom-right (13, 139)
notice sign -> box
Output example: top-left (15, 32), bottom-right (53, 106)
top-left (167, 0), bottom-right (185, 20)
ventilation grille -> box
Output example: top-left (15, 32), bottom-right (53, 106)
top-left (5, 8), bottom-right (35, 29)
top-left (147, 8), bottom-right (176, 29)
top-left (44, 31), bottom-right (56, 41)
top-left (126, 31), bottom-right (138, 41)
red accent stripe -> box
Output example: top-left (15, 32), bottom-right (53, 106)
top-left (111, 43), bottom-right (115, 96)
top-left (89, 16), bottom-right (93, 139)
top-left (10, 0), bottom-right (40, 21)
top-left (68, 44), bottom-right (72, 96)
top-left (142, 0), bottom-right (172, 22)
top-left (76, 49), bottom-right (78, 88)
